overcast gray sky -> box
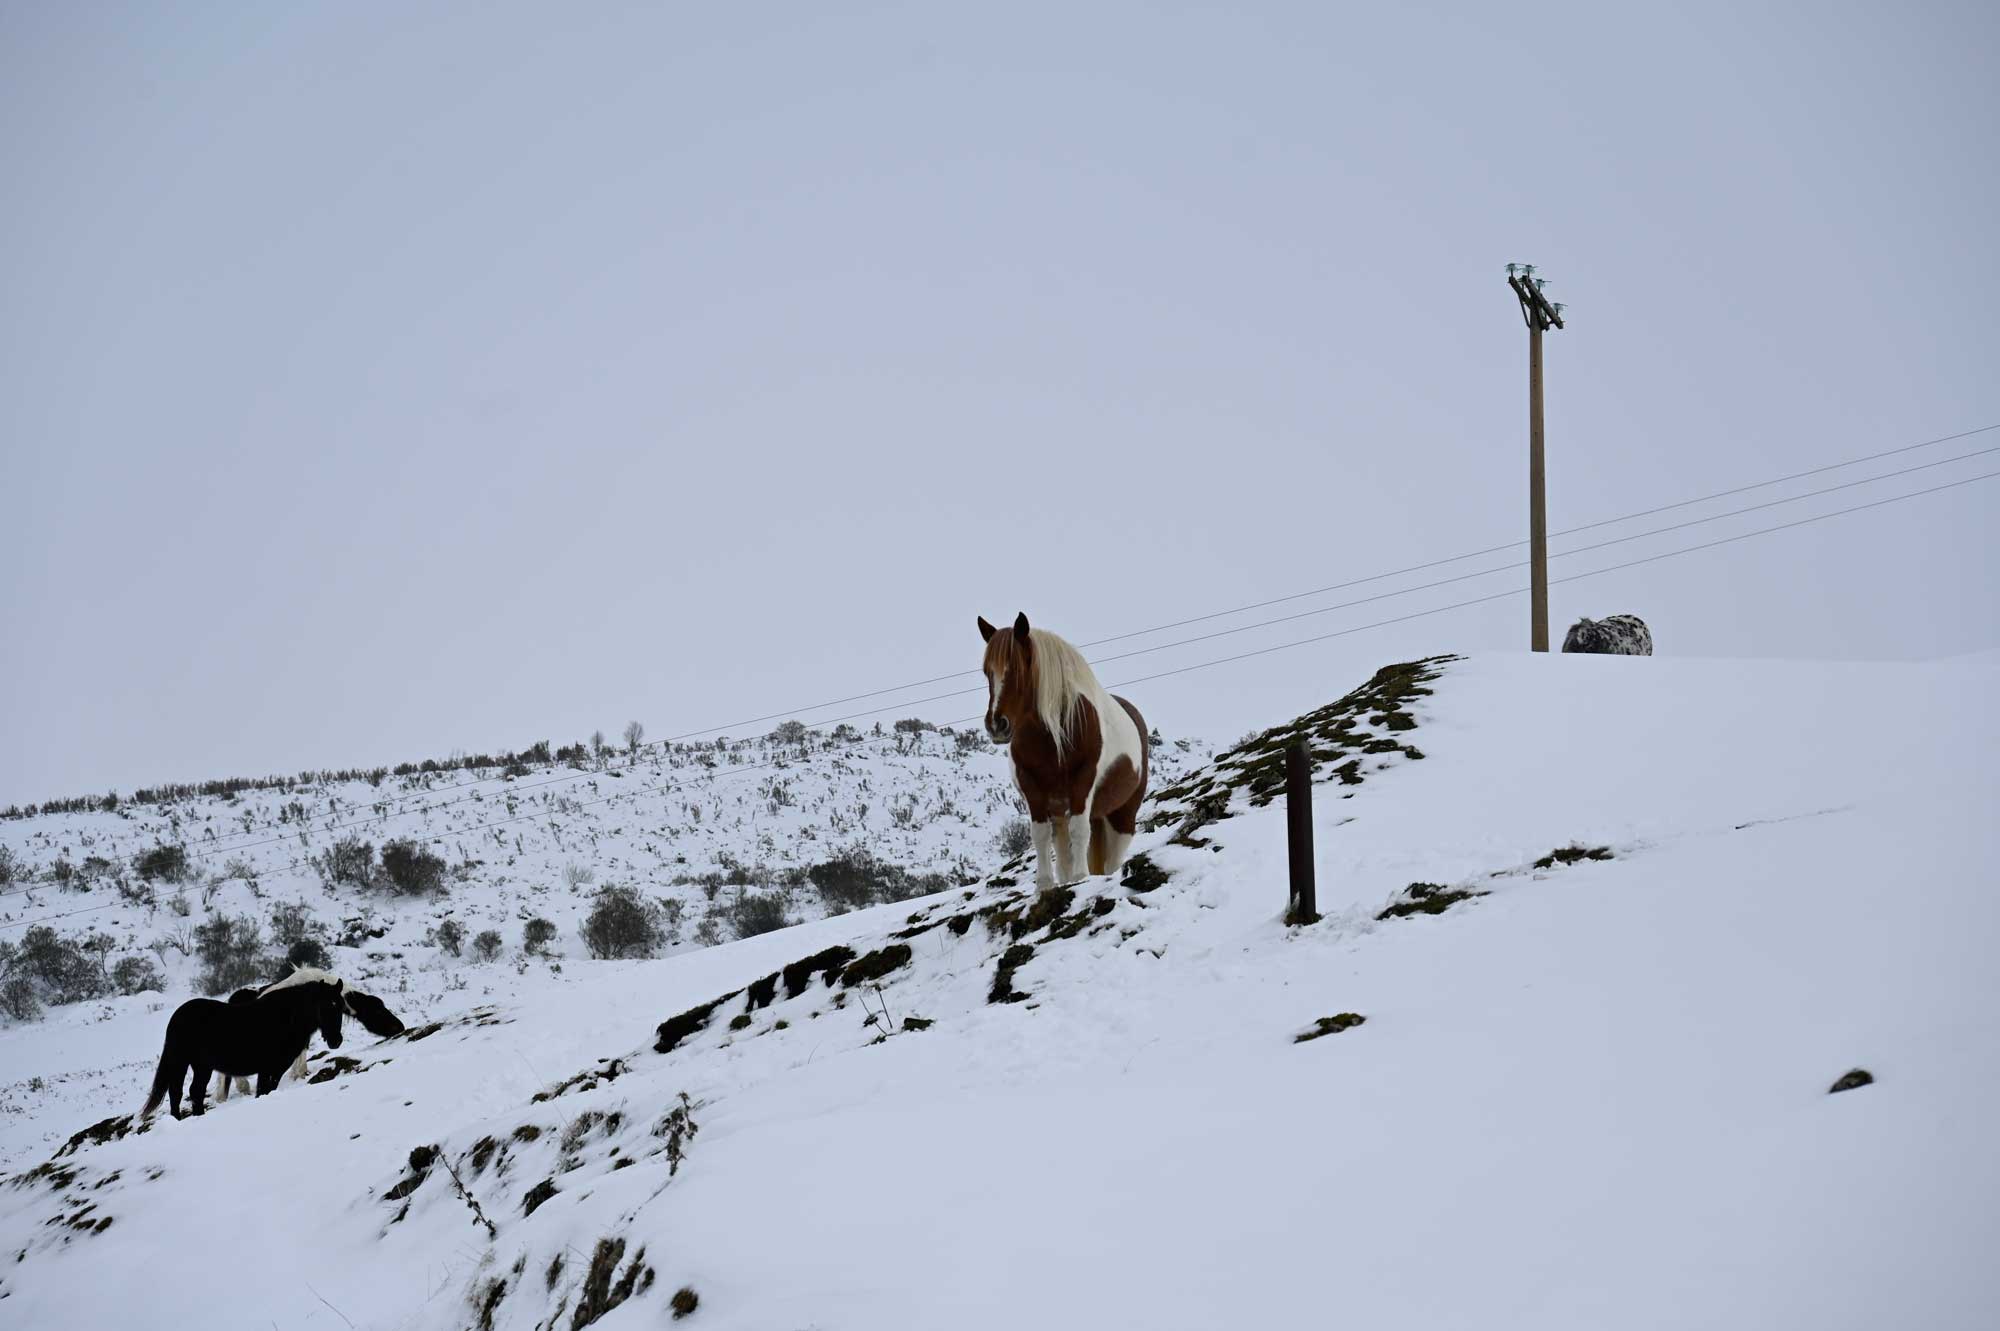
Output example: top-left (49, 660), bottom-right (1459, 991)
top-left (3, 1), bottom-right (1995, 807)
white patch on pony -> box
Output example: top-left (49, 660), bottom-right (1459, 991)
top-left (1089, 696), bottom-right (1144, 826)
top-left (261, 966), bottom-right (337, 994)
top-left (1101, 827), bottom-right (1134, 878)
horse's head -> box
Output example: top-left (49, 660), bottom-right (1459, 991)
top-left (344, 989), bottom-right (406, 1039)
top-left (977, 611), bottom-right (1035, 745)
top-left (313, 980), bottom-right (347, 1051)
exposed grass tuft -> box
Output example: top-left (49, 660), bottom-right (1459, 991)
top-left (1376, 881), bottom-right (1486, 921)
top-left (1295, 1013), bottom-right (1367, 1043)
top-left (1533, 844), bottom-right (1614, 870)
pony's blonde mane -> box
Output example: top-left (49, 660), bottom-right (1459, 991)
top-left (1029, 628), bottom-right (1104, 760)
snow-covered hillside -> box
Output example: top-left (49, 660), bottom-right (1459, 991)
top-left (0, 722), bottom-right (1208, 1167)
top-left (3, 653), bottom-right (1995, 1329)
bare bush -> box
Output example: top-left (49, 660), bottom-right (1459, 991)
top-left (994, 818), bottom-right (1034, 859)
top-left (380, 839), bottom-right (447, 895)
top-left (194, 914), bottom-right (265, 995)
top-left (580, 885), bottom-right (663, 960)
top-left (315, 837), bottom-right (376, 889)
top-left (13, 926), bottom-right (110, 1005)
top-left (471, 930), bottom-right (504, 963)
top-left (809, 848), bottom-right (953, 912)
top-left (1, 977), bottom-right (37, 1022)
top-left (285, 938), bottom-right (331, 970)
top-left (730, 891), bottom-right (791, 939)
top-left (435, 919), bottom-right (466, 957)
top-left (523, 917), bottom-right (557, 955)
top-left (112, 956), bottom-right (164, 995)
top-left (133, 843), bottom-right (190, 883)
top-left (269, 901), bottom-right (325, 950)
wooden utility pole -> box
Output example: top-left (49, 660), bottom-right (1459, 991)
top-left (1506, 263), bottom-right (1566, 652)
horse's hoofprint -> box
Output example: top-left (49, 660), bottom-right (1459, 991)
top-left (978, 612), bottom-right (1149, 892)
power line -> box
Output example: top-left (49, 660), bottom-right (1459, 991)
top-left (646, 420), bottom-right (2000, 733)
top-left (6, 463), bottom-right (1990, 931)
top-left (12, 435), bottom-right (1999, 874)
top-left (154, 426), bottom-right (2000, 861)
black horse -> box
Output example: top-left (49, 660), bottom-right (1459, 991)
top-left (212, 969), bottom-right (406, 1101)
top-left (142, 977), bottom-right (347, 1119)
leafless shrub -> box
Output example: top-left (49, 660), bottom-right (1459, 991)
top-left (580, 885), bottom-right (663, 960)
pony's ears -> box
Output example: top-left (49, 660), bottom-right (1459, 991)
top-left (977, 613), bottom-right (1031, 644)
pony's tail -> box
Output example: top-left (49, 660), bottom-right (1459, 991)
top-left (141, 1046), bottom-right (180, 1119)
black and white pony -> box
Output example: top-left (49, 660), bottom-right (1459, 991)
top-left (1562, 614), bottom-right (1653, 656)
top-left (213, 967), bottom-right (406, 1102)
top-left (142, 974), bottom-right (348, 1119)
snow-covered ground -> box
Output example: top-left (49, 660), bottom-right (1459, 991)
top-left (2, 652), bottom-right (1995, 1329)
top-left (0, 722), bottom-right (1207, 1167)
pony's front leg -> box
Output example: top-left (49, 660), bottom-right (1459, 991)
top-left (1062, 815), bottom-right (1092, 886)
top-left (255, 1070), bottom-right (282, 1096)
top-left (188, 1066), bottom-right (211, 1117)
top-left (1031, 820), bottom-right (1059, 893)
top-left (1048, 815), bottom-right (1085, 887)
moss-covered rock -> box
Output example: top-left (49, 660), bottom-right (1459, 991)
top-left (990, 943), bottom-right (1036, 1004)
top-left (782, 946), bottom-right (857, 998)
top-left (1120, 854), bottom-right (1170, 893)
top-left (839, 943), bottom-right (913, 987)
top-left (655, 990), bottom-right (741, 1054)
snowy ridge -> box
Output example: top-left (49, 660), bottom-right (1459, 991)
top-left (3, 653), bottom-right (1997, 1329)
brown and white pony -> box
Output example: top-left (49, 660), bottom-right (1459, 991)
top-left (978, 612), bottom-right (1149, 893)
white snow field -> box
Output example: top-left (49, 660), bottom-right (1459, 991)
top-left (2, 651), bottom-right (1996, 1330)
